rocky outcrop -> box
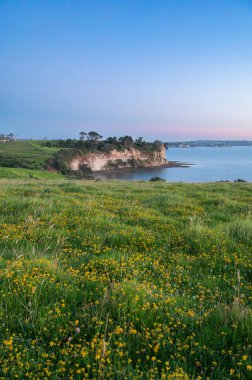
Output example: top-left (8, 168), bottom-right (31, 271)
top-left (70, 146), bottom-right (167, 171)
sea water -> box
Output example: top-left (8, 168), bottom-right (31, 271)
top-left (95, 146), bottom-right (252, 182)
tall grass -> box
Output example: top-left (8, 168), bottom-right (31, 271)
top-left (0, 180), bottom-right (251, 379)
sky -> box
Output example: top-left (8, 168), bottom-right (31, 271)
top-left (1, 0), bottom-right (252, 141)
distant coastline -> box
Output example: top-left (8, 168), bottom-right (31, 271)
top-left (166, 140), bottom-right (252, 148)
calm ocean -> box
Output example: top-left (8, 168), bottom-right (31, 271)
top-left (95, 146), bottom-right (252, 182)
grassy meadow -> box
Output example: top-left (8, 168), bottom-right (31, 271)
top-left (0, 140), bottom-right (61, 169)
top-left (0, 179), bottom-right (251, 379)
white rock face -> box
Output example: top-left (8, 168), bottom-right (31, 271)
top-left (70, 146), bottom-right (167, 171)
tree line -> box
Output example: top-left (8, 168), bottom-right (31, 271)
top-left (42, 131), bottom-right (168, 152)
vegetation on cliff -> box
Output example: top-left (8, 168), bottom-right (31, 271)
top-left (43, 132), bottom-right (168, 153)
top-left (0, 179), bottom-right (251, 379)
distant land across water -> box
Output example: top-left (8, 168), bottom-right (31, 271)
top-left (96, 146), bottom-right (252, 183)
top-left (166, 140), bottom-right (252, 148)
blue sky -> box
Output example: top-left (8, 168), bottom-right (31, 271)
top-left (1, 0), bottom-right (252, 140)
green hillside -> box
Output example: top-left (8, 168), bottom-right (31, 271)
top-left (0, 140), bottom-right (60, 169)
top-left (0, 179), bottom-right (251, 379)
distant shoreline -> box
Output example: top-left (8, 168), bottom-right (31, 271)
top-left (167, 141), bottom-right (252, 148)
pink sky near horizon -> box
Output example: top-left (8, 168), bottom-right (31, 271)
top-left (99, 123), bottom-right (252, 141)
top-left (6, 118), bottom-right (252, 141)
top-left (152, 127), bottom-right (252, 141)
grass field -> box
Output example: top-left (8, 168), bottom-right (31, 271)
top-left (0, 140), bottom-right (60, 168)
top-left (0, 179), bottom-right (251, 379)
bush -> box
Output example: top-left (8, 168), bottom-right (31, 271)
top-left (149, 176), bottom-right (166, 182)
top-left (0, 153), bottom-right (35, 169)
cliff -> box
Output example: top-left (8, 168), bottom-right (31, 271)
top-left (70, 145), bottom-right (167, 171)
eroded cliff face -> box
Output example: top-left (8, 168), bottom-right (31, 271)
top-left (70, 146), bottom-right (167, 171)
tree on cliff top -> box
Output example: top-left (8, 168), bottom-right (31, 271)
top-left (79, 132), bottom-right (87, 141)
top-left (119, 135), bottom-right (134, 149)
top-left (87, 131), bottom-right (103, 141)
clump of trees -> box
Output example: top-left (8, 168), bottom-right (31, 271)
top-left (0, 153), bottom-right (36, 169)
top-left (0, 133), bottom-right (15, 142)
